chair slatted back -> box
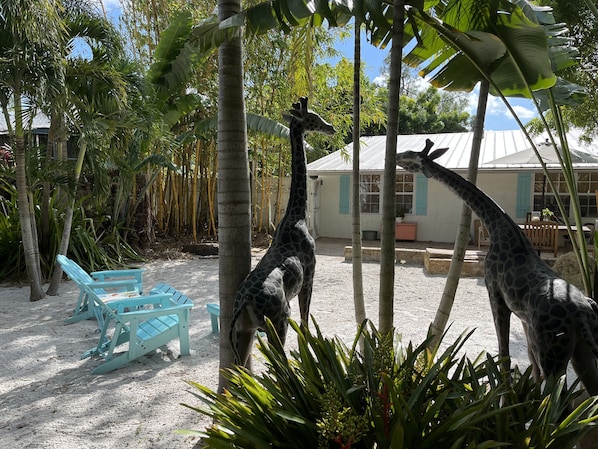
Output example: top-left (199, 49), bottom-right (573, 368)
top-left (522, 221), bottom-right (559, 257)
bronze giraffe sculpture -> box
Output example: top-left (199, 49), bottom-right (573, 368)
top-left (230, 97), bottom-right (335, 370)
top-left (397, 139), bottom-right (598, 395)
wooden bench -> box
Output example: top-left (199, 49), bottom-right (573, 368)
top-left (57, 254), bottom-right (145, 326)
top-left (424, 248), bottom-right (486, 277)
top-left (80, 284), bottom-right (193, 374)
top-left (522, 221), bottom-right (559, 257)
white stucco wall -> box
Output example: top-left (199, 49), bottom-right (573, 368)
top-left (308, 171), bottom-right (525, 243)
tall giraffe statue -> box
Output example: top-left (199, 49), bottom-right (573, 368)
top-left (230, 97), bottom-right (335, 369)
top-left (397, 139), bottom-right (598, 395)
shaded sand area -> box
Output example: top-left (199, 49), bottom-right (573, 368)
top-left (0, 239), bottom-right (529, 448)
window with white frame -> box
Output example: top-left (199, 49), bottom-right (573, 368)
top-left (533, 172), bottom-right (597, 218)
top-left (359, 173), bottom-right (414, 214)
top-left (360, 174), bottom-right (381, 213)
top-left (395, 173), bottom-right (414, 214)
top-left (576, 172), bottom-right (598, 217)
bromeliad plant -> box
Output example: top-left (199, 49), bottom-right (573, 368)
top-left (182, 319), bottom-right (598, 448)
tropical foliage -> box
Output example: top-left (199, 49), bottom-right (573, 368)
top-left (183, 320), bottom-right (598, 448)
top-left (535, 0), bottom-right (598, 138)
top-left (0, 0), bottom-right (386, 285)
top-left (0, 181), bottom-right (140, 282)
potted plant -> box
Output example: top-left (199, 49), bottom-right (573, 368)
top-left (542, 207), bottom-right (554, 221)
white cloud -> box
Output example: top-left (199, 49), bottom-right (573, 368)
top-left (510, 103), bottom-right (536, 120)
top-left (462, 85), bottom-right (540, 130)
top-left (467, 90), bottom-right (536, 120)
top-left (412, 76), bottom-right (430, 93)
top-left (466, 89), bottom-right (505, 116)
top-left (485, 95), bottom-right (505, 116)
top-left (373, 74), bottom-right (388, 87)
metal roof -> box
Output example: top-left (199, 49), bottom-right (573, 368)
top-left (307, 129), bottom-right (598, 174)
top-left (0, 111), bottom-right (50, 134)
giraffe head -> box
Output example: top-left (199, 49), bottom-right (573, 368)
top-left (284, 97), bottom-right (335, 135)
top-left (396, 138), bottom-right (449, 178)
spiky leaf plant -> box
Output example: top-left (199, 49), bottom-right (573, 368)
top-left (181, 319), bottom-right (598, 448)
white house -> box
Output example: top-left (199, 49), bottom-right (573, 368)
top-left (306, 130), bottom-right (598, 243)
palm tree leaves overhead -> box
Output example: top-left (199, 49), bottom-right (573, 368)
top-left (158, 0), bottom-right (582, 110)
top-left (147, 11), bottom-right (197, 96)
top-left (403, 0), bottom-right (557, 96)
top-left (402, 0), bottom-right (584, 106)
top-left (191, 113), bottom-right (291, 141)
top-left (65, 11), bottom-right (123, 60)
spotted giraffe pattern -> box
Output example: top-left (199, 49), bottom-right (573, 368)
top-left (397, 139), bottom-right (598, 395)
top-left (230, 97), bottom-right (335, 370)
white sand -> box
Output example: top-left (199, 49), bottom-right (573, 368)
top-left (0, 239), bottom-right (530, 448)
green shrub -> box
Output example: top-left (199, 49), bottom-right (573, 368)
top-left (182, 320), bottom-right (598, 448)
top-left (0, 185), bottom-right (142, 283)
top-left (0, 188), bottom-right (25, 281)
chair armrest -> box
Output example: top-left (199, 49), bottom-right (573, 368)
top-left (103, 293), bottom-right (175, 311)
top-left (116, 303), bottom-right (193, 320)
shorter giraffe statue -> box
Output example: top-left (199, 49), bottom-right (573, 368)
top-left (230, 97), bottom-right (335, 370)
top-left (397, 139), bottom-right (598, 395)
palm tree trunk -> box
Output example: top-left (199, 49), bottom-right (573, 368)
top-left (351, 19), bottom-right (366, 339)
top-left (40, 118), bottom-right (56, 258)
top-left (13, 92), bottom-right (45, 301)
top-left (47, 140), bottom-right (87, 295)
top-left (379, 0), bottom-right (405, 334)
top-left (216, 0), bottom-right (251, 392)
top-left (429, 79), bottom-right (489, 351)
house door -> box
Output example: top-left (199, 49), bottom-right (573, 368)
top-left (308, 178), bottom-right (321, 238)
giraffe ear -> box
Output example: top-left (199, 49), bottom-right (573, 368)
top-left (422, 138), bottom-right (435, 155)
top-left (299, 97), bottom-right (308, 110)
top-left (282, 113), bottom-right (293, 123)
top-left (428, 147), bottom-right (449, 160)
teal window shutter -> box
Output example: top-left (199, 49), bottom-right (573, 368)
top-left (516, 173), bottom-right (532, 218)
top-left (339, 175), bottom-right (350, 214)
top-left (415, 174), bottom-right (428, 216)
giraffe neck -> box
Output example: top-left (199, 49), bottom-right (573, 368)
top-left (282, 120), bottom-right (308, 221)
top-left (424, 159), bottom-right (528, 243)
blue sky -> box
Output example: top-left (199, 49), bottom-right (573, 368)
top-left (95, 0), bottom-right (536, 131)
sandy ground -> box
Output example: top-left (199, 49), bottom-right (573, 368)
top-left (0, 238), bottom-right (531, 449)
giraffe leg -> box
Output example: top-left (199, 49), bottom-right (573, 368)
top-left (264, 318), bottom-right (289, 355)
top-left (298, 239), bottom-right (315, 327)
top-left (571, 342), bottom-right (598, 396)
top-left (298, 283), bottom-right (313, 328)
top-left (487, 285), bottom-right (512, 375)
top-left (521, 321), bottom-right (542, 381)
top-left (234, 328), bottom-right (256, 370)
top-left (268, 302), bottom-right (291, 351)
top-left (232, 308), bottom-right (260, 370)
top-left (530, 322), bottom-right (573, 392)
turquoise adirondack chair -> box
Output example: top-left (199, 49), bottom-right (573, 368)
top-left (57, 254), bottom-right (145, 327)
top-left (80, 286), bottom-right (193, 374)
